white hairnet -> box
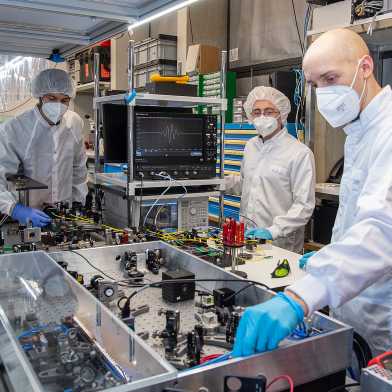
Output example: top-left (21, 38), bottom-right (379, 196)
top-left (32, 69), bottom-right (76, 98)
top-left (243, 86), bottom-right (291, 122)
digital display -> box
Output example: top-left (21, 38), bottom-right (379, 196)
top-left (135, 114), bottom-right (204, 159)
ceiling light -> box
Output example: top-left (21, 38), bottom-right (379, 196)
top-left (128, 0), bottom-right (200, 30)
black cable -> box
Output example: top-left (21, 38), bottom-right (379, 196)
top-left (291, 0), bottom-right (304, 55)
top-left (117, 296), bottom-right (128, 310)
top-left (326, 383), bottom-right (360, 392)
top-left (69, 250), bottom-right (117, 281)
top-left (120, 278), bottom-right (271, 318)
top-left (353, 331), bottom-right (373, 371)
top-left (69, 250), bottom-right (147, 288)
top-left (117, 282), bottom-right (145, 288)
top-left (223, 282), bottom-right (255, 304)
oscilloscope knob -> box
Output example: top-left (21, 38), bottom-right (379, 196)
top-left (185, 171), bottom-right (190, 176)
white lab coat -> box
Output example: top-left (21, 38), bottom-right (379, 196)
top-left (0, 106), bottom-right (88, 214)
top-left (225, 129), bottom-right (316, 253)
top-left (289, 86), bottom-right (392, 356)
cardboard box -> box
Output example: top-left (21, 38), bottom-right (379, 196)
top-left (185, 44), bottom-right (220, 75)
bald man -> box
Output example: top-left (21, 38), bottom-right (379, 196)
top-left (232, 28), bottom-right (391, 358)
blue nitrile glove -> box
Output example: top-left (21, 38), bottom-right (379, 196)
top-left (232, 292), bottom-right (304, 357)
top-left (299, 251), bottom-right (316, 270)
top-left (11, 203), bottom-right (52, 227)
top-left (245, 228), bottom-right (273, 240)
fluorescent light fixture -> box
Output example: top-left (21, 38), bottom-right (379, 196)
top-left (128, 0), bottom-right (200, 30)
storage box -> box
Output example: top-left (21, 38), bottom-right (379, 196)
top-left (185, 44), bottom-right (220, 75)
top-left (145, 81), bottom-right (197, 96)
top-left (134, 60), bottom-right (177, 89)
top-left (134, 35), bottom-right (177, 68)
top-left (77, 41), bottom-right (111, 84)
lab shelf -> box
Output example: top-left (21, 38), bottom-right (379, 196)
top-left (93, 172), bottom-right (225, 196)
top-left (94, 93), bottom-right (227, 109)
top-left (76, 81), bottom-right (110, 93)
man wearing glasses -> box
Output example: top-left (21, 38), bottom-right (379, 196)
top-left (225, 86), bottom-right (316, 253)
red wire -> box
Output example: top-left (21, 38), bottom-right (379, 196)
top-left (266, 375), bottom-right (294, 392)
top-left (200, 354), bottom-right (223, 364)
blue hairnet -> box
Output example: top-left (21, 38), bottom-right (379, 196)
top-left (32, 68), bottom-right (75, 98)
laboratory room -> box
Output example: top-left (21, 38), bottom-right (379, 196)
top-left (0, 0), bottom-right (391, 391)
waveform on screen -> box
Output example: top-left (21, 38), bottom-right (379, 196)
top-left (161, 124), bottom-right (180, 145)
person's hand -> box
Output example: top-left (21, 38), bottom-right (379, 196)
top-left (11, 203), bottom-right (52, 227)
top-left (232, 293), bottom-right (304, 357)
top-left (245, 228), bottom-right (273, 240)
top-left (299, 251), bottom-right (316, 270)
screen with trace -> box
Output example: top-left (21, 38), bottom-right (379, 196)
top-left (135, 113), bottom-right (204, 159)
top-left (133, 111), bottom-right (217, 179)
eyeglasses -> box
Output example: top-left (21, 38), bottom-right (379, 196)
top-left (251, 108), bottom-right (279, 117)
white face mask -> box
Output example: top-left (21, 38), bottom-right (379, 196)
top-left (41, 102), bottom-right (68, 124)
top-left (316, 57), bottom-right (367, 128)
top-left (253, 115), bottom-right (279, 138)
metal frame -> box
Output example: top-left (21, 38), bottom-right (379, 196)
top-left (127, 41), bottom-right (136, 226)
top-left (94, 93), bottom-right (227, 107)
top-left (48, 242), bottom-right (353, 392)
top-left (94, 174), bottom-right (225, 195)
top-left (93, 43), bottom-right (228, 228)
top-left (94, 52), bottom-right (101, 174)
top-left (0, 0), bottom-right (199, 58)
top-left (219, 51), bottom-right (227, 224)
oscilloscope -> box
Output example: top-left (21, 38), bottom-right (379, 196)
top-left (133, 111), bottom-right (217, 180)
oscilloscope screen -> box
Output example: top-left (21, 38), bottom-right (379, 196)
top-left (135, 114), bottom-right (204, 158)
